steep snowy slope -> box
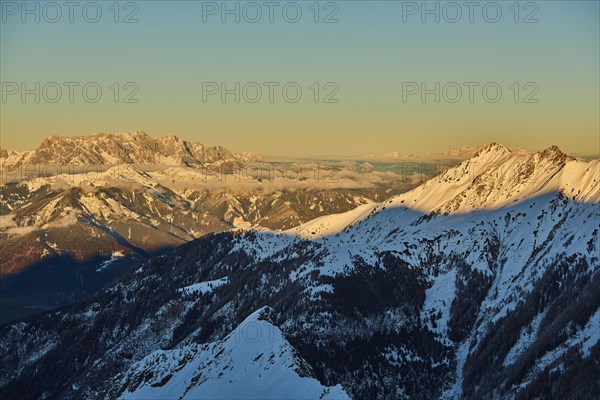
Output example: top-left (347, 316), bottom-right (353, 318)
top-left (234, 144), bottom-right (599, 398)
top-left (281, 144), bottom-right (599, 398)
top-left (387, 143), bottom-right (598, 213)
top-left (114, 307), bottom-right (348, 400)
top-left (291, 143), bottom-right (598, 239)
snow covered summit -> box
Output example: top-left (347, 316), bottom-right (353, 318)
top-left (291, 143), bottom-right (598, 239)
top-left (114, 306), bottom-right (349, 400)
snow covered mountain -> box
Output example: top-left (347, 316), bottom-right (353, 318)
top-left (1, 135), bottom-right (421, 322)
top-left (292, 143), bottom-right (598, 238)
top-left (1, 131), bottom-right (256, 168)
top-left (112, 306), bottom-right (349, 399)
top-left (1, 143), bottom-right (598, 399)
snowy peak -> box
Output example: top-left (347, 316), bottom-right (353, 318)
top-left (116, 306), bottom-right (349, 400)
top-left (473, 142), bottom-right (511, 157)
top-left (290, 143), bottom-right (598, 239)
top-left (1, 131), bottom-right (257, 169)
top-left (399, 143), bottom-right (599, 213)
top-left (536, 145), bottom-right (576, 164)
top-left (251, 305), bottom-right (279, 325)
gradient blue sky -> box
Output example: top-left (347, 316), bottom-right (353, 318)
top-left (1, 0), bottom-right (599, 157)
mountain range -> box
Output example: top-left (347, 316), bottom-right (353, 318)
top-left (1, 140), bottom-right (598, 399)
top-left (0, 132), bottom-right (425, 323)
top-left (1, 131), bottom-right (257, 169)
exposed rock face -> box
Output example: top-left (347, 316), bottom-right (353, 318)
top-left (1, 131), bottom-right (257, 169)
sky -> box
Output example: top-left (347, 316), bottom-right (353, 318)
top-left (1, 0), bottom-right (599, 157)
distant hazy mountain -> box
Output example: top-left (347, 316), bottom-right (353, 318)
top-left (1, 143), bottom-right (597, 399)
top-left (364, 145), bottom-right (482, 161)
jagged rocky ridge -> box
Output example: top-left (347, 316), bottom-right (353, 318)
top-left (0, 144), bottom-right (598, 399)
top-left (0, 131), bottom-right (256, 168)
